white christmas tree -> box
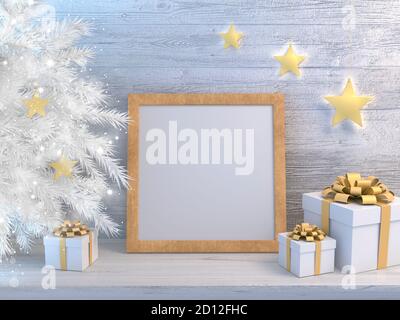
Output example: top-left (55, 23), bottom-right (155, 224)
top-left (0, 0), bottom-right (128, 257)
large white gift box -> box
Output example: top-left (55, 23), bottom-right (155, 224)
top-left (278, 232), bottom-right (336, 278)
top-left (303, 192), bottom-right (400, 273)
top-left (44, 230), bottom-right (98, 271)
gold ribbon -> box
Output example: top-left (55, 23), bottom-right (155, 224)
top-left (377, 203), bottom-right (391, 269)
top-left (286, 237), bottom-right (291, 272)
top-left (286, 223), bottom-right (325, 275)
top-left (60, 238), bottom-right (67, 271)
top-left (89, 230), bottom-right (93, 265)
top-left (53, 220), bottom-right (93, 270)
top-left (322, 173), bottom-right (395, 269)
top-left (315, 241), bottom-right (321, 275)
top-left (321, 198), bottom-right (332, 235)
top-left (53, 220), bottom-right (90, 238)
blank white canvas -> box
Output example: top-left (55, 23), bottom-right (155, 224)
top-left (138, 105), bottom-right (275, 240)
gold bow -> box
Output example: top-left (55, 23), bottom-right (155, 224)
top-left (288, 223), bottom-right (325, 242)
top-left (322, 173), bottom-right (394, 205)
top-left (53, 220), bottom-right (89, 238)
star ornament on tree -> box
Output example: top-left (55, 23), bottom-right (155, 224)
top-left (274, 44), bottom-right (305, 77)
top-left (23, 93), bottom-right (49, 118)
top-left (325, 79), bottom-right (373, 127)
top-left (50, 156), bottom-right (78, 181)
top-left (220, 24), bottom-right (243, 49)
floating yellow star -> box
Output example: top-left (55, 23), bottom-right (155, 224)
top-left (220, 24), bottom-right (243, 49)
top-left (325, 79), bottom-right (373, 127)
top-left (23, 93), bottom-right (48, 118)
top-left (274, 44), bottom-right (305, 77)
top-left (50, 156), bottom-right (78, 180)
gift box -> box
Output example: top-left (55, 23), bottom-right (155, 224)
top-left (303, 192), bottom-right (400, 273)
top-left (43, 221), bottom-right (98, 271)
top-left (278, 223), bottom-right (336, 277)
top-left (303, 173), bottom-right (400, 273)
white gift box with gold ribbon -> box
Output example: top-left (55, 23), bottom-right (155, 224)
top-left (43, 228), bottom-right (98, 272)
top-left (278, 232), bottom-right (336, 278)
top-left (303, 192), bottom-right (400, 273)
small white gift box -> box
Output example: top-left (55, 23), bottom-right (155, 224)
top-left (278, 232), bottom-right (336, 278)
top-left (303, 192), bottom-right (400, 273)
top-left (44, 230), bottom-right (98, 271)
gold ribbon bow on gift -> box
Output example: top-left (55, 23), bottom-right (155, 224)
top-left (322, 173), bottom-right (394, 205)
top-left (286, 223), bottom-right (325, 275)
top-left (321, 173), bottom-right (395, 269)
top-left (53, 220), bottom-right (93, 271)
top-left (53, 220), bottom-right (90, 238)
top-left (288, 223), bottom-right (326, 241)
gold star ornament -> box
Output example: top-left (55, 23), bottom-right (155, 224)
top-left (23, 93), bottom-right (49, 118)
top-left (325, 79), bottom-right (373, 127)
top-left (50, 156), bottom-right (78, 180)
top-left (274, 44), bottom-right (305, 77)
top-left (220, 24), bottom-right (243, 49)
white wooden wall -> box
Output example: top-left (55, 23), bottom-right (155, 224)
top-left (48, 0), bottom-right (400, 236)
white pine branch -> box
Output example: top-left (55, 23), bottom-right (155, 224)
top-left (56, 46), bottom-right (94, 67)
top-left (0, 1), bottom-right (129, 257)
top-left (48, 18), bottom-right (91, 50)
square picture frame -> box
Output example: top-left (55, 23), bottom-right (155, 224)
top-left (127, 93), bottom-right (286, 252)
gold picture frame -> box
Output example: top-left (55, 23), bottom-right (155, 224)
top-left (127, 93), bottom-right (286, 253)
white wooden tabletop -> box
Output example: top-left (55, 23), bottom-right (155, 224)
top-left (1, 240), bottom-right (400, 299)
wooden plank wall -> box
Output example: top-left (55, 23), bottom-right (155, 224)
top-left (48, 0), bottom-right (400, 237)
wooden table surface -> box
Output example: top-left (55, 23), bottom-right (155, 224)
top-left (1, 240), bottom-right (400, 299)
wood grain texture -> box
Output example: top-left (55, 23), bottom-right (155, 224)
top-left (127, 94), bottom-right (286, 252)
top-left (48, 0), bottom-right (400, 25)
top-left (47, 0), bottom-right (400, 236)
